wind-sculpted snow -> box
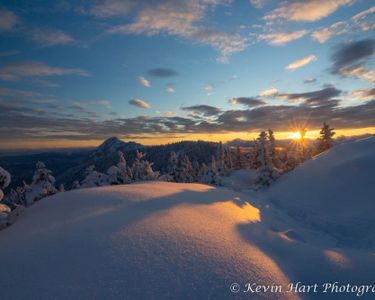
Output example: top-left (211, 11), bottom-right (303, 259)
top-left (1, 170), bottom-right (375, 299)
top-left (266, 137), bottom-right (375, 248)
top-left (0, 182), bottom-right (296, 300)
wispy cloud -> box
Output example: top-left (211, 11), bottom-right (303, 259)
top-left (204, 84), bottom-right (214, 96)
top-left (339, 66), bottom-right (375, 84)
top-left (147, 68), bottom-right (178, 78)
top-left (139, 76), bottom-right (151, 87)
top-left (286, 54), bottom-right (317, 70)
top-left (0, 8), bottom-right (18, 32)
top-left (0, 87), bottom-right (55, 104)
top-left (331, 39), bottom-right (375, 84)
top-left (257, 30), bottom-right (307, 46)
top-left (165, 85), bottom-right (175, 93)
top-left (129, 98), bottom-right (150, 109)
top-left (31, 28), bottom-right (75, 47)
top-left (264, 0), bottom-right (353, 23)
top-left (312, 6), bottom-right (375, 43)
top-left (0, 61), bottom-right (89, 81)
top-left (304, 78), bottom-right (317, 84)
top-left (91, 99), bottom-right (112, 108)
top-left (250, 0), bottom-right (266, 9)
top-left (107, 0), bottom-right (247, 62)
top-left (349, 88), bottom-right (375, 101)
top-left (276, 86), bottom-right (341, 106)
top-left (89, 0), bottom-right (135, 18)
top-left (259, 87), bottom-right (278, 97)
top-left (181, 104), bottom-right (221, 116)
top-left (229, 97), bottom-right (266, 107)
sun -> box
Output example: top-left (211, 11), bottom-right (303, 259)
top-left (291, 131), bottom-right (302, 139)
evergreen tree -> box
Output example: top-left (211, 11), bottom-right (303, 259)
top-left (268, 128), bottom-right (283, 169)
top-left (118, 151), bottom-right (132, 183)
top-left (192, 160), bottom-right (200, 182)
top-left (179, 155), bottom-right (194, 182)
top-left (165, 152), bottom-right (194, 183)
top-left (225, 146), bottom-right (233, 171)
top-left (166, 151), bottom-right (179, 181)
top-left (25, 161), bottom-right (57, 205)
top-left (255, 131), bottom-right (279, 187)
top-left (199, 156), bottom-right (221, 185)
top-left (81, 165), bottom-right (109, 188)
top-left (72, 180), bottom-right (80, 189)
top-left (132, 151), bottom-right (159, 181)
top-left (235, 145), bottom-right (243, 169)
top-left (107, 152), bottom-right (132, 185)
top-left (0, 167), bottom-right (12, 227)
top-left (216, 141), bottom-right (226, 174)
top-left (0, 166), bottom-right (11, 203)
top-left (59, 184), bottom-right (65, 192)
top-left (317, 123), bottom-right (335, 153)
top-left (9, 188), bottom-right (25, 207)
top-left (268, 129), bottom-right (276, 162)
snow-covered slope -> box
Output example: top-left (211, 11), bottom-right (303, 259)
top-left (266, 137), bottom-right (375, 248)
top-left (222, 169), bottom-right (257, 191)
top-left (1, 137), bottom-right (375, 299)
top-left (0, 182), bottom-right (295, 300)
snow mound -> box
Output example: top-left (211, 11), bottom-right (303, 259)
top-left (0, 182), bottom-right (298, 300)
top-left (266, 137), bottom-right (375, 248)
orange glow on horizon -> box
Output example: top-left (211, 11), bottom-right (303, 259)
top-left (1, 127), bottom-right (374, 150)
top-left (290, 131), bottom-right (302, 140)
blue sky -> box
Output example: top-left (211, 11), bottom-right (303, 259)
top-left (0, 0), bottom-right (374, 148)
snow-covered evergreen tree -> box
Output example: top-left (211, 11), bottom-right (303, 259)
top-left (225, 146), bottom-right (233, 171)
top-left (235, 145), bottom-right (243, 169)
top-left (0, 167), bottom-right (11, 227)
top-left (192, 160), bottom-right (200, 182)
top-left (255, 131), bottom-right (279, 188)
top-left (117, 151), bottom-right (132, 183)
top-left (268, 128), bottom-right (283, 169)
top-left (9, 187), bottom-right (24, 207)
top-left (317, 123), bottom-right (335, 153)
top-left (179, 155), bottom-right (194, 182)
top-left (199, 156), bottom-right (221, 185)
top-left (165, 151), bottom-right (179, 182)
top-left (72, 180), bottom-right (80, 189)
top-left (268, 129), bottom-right (276, 161)
top-left (25, 161), bottom-right (57, 205)
top-left (216, 141), bottom-right (226, 174)
top-left (0, 166), bottom-right (11, 203)
top-left (81, 165), bottom-right (109, 188)
top-left (132, 151), bottom-right (159, 181)
top-left (107, 165), bottom-right (121, 185)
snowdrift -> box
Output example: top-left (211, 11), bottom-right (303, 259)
top-left (0, 182), bottom-right (297, 300)
top-left (266, 137), bottom-right (375, 248)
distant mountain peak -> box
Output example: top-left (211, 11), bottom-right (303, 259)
top-left (92, 137), bottom-right (143, 157)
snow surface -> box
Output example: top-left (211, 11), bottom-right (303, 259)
top-left (265, 137), bottom-right (375, 248)
top-left (0, 182), bottom-right (294, 300)
top-left (1, 138), bottom-right (375, 299)
top-left (222, 169), bottom-right (257, 191)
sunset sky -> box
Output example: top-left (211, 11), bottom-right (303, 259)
top-left (0, 0), bottom-right (374, 149)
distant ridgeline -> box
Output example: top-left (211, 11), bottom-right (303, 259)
top-left (0, 137), bottom-right (218, 190)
